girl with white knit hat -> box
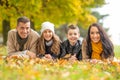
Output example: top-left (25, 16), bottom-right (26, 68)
top-left (36, 21), bottom-right (61, 60)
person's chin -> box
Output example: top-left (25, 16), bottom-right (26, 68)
top-left (93, 41), bottom-right (99, 43)
top-left (71, 41), bottom-right (77, 44)
top-left (21, 36), bottom-right (28, 39)
top-left (45, 38), bottom-right (51, 41)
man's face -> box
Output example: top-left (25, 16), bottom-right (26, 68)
top-left (16, 22), bottom-right (30, 39)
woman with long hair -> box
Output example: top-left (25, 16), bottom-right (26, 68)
top-left (82, 23), bottom-right (114, 61)
top-left (36, 21), bottom-right (61, 60)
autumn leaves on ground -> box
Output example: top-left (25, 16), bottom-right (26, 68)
top-left (0, 47), bottom-right (120, 80)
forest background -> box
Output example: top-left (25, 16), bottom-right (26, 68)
top-left (1, 1), bottom-right (120, 80)
top-left (0, 0), bottom-right (107, 45)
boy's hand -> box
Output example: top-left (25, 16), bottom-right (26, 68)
top-left (69, 54), bottom-right (77, 61)
top-left (64, 54), bottom-right (71, 58)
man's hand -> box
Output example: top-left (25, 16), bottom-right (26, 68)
top-left (26, 51), bottom-right (36, 59)
top-left (7, 54), bottom-right (25, 60)
top-left (9, 55), bottom-right (21, 59)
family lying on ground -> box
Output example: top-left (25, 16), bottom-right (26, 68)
top-left (6, 16), bottom-right (118, 63)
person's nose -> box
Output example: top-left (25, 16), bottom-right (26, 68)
top-left (46, 32), bottom-right (50, 35)
top-left (23, 29), bottom-right (27, 33)
top-left (94, 33), bottom-right (97, 37)
top-left (72, 34), bottom-right (75, 37)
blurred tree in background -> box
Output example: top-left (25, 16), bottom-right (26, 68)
top-left (0, 0), bottom-right (106, 44)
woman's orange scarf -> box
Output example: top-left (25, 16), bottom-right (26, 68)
top-left (91, 41), bottom-right (103, 60)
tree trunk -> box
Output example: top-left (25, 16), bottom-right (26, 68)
top-left (2, 19), bottom-right (10, 45)
top-left (30, 20), bottom-right (35, 30)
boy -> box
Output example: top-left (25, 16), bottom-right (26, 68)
top-left (59, 24), bottom-right (82, 60)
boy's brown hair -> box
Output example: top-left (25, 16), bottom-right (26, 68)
top-left (66, 24), bottom-right (80, 34)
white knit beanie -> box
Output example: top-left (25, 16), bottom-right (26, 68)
top-left (41, 21), bottom-right (55, 34)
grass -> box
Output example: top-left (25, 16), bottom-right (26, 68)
top-left (0, 58), bottom-right (120, 80)
top-left (0, 45), bottom-right (120, 80)
top-left (114, 45), bottom-right (120, 58)
top-left (0, 45), bottom-right (7, 56)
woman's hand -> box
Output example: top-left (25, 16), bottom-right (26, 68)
top-left (45, 54), bottom-right (52, 59)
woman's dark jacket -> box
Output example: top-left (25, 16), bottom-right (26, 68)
top-left (37, 44), bottom-right (59, 59)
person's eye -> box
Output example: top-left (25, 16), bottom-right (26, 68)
top-left (43, 31), bottom-right (47, 33)
top-left (74, 33), bottom-right (77, 35)
top-left (69, 33), bottom-right (72, 36)
top-left (49, 31), bottom-right (52, 33)
top-left (90, 32), bottom-right (94, 34)
top-left (96, 32), bottom-right (99, 34)
top-left (26, 27), bottom-right (30, 30)
top-left (21, 27), bottom-right (24, 30)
